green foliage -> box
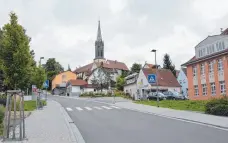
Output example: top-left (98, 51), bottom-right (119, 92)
top-left (163, 53), bottom-right (176, 77)
top-left (135, 100), bottom-right (207, 112)
top-left (0, 105), bottom-right (4, 135)
top-left (116, 75), bottom-right (125, 91)
top-left (130, 63), bottom-right (142, 73)
top-left (205, 97), bottom-right (228, 116)
top-left (31, 66), bottom-right (46, 89)
top-left (0, 12), bottom-right (33, 90)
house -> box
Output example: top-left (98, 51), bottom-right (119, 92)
top-left (73, 21), bottom-right (129, 83)
top-left (177, 68), bottom-right (188, 96)
top-left (182, 31), bottom-right (228, 100)
top-left (66, 79), bottom-right (87, 96)
top-left (51, 71), bottom-right (77, 95)
top-left (137, 68), bottom-right (181, 99)
top-left (123, 73), bottom-right (139, 100)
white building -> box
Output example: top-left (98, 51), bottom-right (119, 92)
top-left (66, 79), bottom-right (91, 96)
top-left (137, 68), bottom-right (181, 99)
top-left (177, 68), bottom-right (188, 96)
top-left (123, 73), bottom-right (139, 100)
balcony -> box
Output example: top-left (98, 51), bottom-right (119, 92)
top-left (201, 74), bottom-right (206, 84)
top-left (193, 76), bottom-right (198, 85)
top-left (209, 73), bottom-right (215, 83)
top-left (218, 70), bottom-right (224, 81)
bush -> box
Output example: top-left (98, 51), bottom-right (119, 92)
top-left (205, 97), bottom-right (228, 116)
top-left (0, 105), bottom-right (5, 136)
top-left (0, 94), bottom-right (7, 106)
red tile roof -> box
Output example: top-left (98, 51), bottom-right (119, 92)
top-left (142, 68), bottom-right (181, 87)
top-left (68, 79), bottom-right (87, 86)
top-left (73, 59), bottom-right (129, 73)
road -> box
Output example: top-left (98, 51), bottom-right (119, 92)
top-left (49, 95), bottom-right (228, 143)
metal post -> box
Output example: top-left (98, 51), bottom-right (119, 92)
top-left (13, 94), bottom-right (16, 139)
top-left (155, 51), bottom-right (159, 107)
top-left (19, 94), bottom-right (22, 140)
top-left (3, 92), bottom-right (10, 140)
top-left (46, 87), bottom-right (47, 101)
top-left (22, 94), bottom-right (25, 138)
top-left (7, 95), bottom-right (12, 138)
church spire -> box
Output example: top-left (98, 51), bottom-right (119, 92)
top-left (97, 20), bottom-right (102, 41)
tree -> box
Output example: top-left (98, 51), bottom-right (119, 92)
top-left (30, 50), bottom-right (36, 67)
top-left (43, 58), bottom-right (64, 89)
top-left (116, 75), bottom-right (125, 91)
top-left (130, 63), bottom-right (142, 73)
top-left (163, 53), bottom-right (176, 77)
top-left (67, 64), bottom-right (71, 71)
top-left (0, 28), bottom-right (4, 91)
top-left (31, 66), bottom-right (46, 89)
top-left (91, 67), bottom-right (111, 92)
top-left (0, 12), bottom-right (33, 90)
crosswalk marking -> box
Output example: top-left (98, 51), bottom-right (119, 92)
top-left (110, 106), bottom-right (121, 109)
top-left (84, 107), bottom-right (92, 111)
top-left (102, 106), bottom-right (112, 110)
top-left (94, 107), bottom-right (102, 110)
top-left (76, 107), bottom-right (83, 111)
top-left (66, 107), bottom-right (73, 111)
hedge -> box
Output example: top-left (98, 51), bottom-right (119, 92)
top-left (205, 97), bottom-right (228, 116)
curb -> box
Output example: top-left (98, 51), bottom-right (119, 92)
top-left (53, 101), bottom-right (86, 143)
top-left (55, 96), bottom-right (228, 131)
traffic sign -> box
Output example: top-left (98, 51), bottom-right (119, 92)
top-left (148, 74), bottom-right (156, 84)
top-left (43, 80), bottom-right (49, 88)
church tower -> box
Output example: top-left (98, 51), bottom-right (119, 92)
top-left (94, 20), bottom-right (105, 63)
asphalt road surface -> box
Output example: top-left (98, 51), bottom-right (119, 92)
top-left (50, 96), bottom-right (228, 143)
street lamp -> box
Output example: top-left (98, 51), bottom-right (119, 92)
top-left (39, 57), bottom-right (44, 66)
top-left (151, 49), bottom-right (159, 107)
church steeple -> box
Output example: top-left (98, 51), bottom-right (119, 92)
top-left (97, 20), bottom-right (102, 41)
top-left (94, 20), bottom-right (104, 61)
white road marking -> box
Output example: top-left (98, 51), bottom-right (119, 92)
top-left (94, 106), bottom-right (102, 110)
top-left (110, 106), bottom-right (121, 109)
top-left (66, 107), bottom-right (73, 111)
top-left (76, 107), bottom-right (83, 111)
top-left (102, 106), bottom-right (112, 110)
top-left (84, 107), bottom-right (92, 111)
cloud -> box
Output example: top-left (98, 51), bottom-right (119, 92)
top-left (0, 0), bottom-right (227, 70)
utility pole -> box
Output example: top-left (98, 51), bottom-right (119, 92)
top-left (151, 49), bottom-right (159, 107)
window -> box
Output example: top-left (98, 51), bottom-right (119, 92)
top-left (222, 41), bottom-right (225, 50)
top-left (193, 66), bottom-right (197, 77)
top-left (194, 85), bottom-right (199, 96)
top-left (220, 81), bottom-right (226, 94)
top-left (209, 61), bottom-right (214, 73)
top-left (200, 64), bottom-right (205, 75)
top-left (203, 48), bottom-right (206, 56)
top-left (202, 84), bottom-right (207, 96)
top-left (216, 42), bottom-right (219, 51)
top-left (219, 42), bottom-right (222, 51)
top-left (218, 59), bottom-right (223, 71)
top-left (212, 44), bottom-right (215, 53)
top-left (211, 83), bottom-right (216, 96)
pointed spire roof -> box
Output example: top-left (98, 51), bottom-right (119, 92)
top-left (97, 20), bottom-right (102, 41)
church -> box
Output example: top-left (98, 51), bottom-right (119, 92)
top-left (73, 21), bottom-right (129, 86)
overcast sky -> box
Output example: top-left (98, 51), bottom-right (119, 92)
top-left (1, 0), bottom-right (228, 70)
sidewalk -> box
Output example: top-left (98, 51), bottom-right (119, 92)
top-left (115, 102), bottom-right (228, 129)
top-left (4, 100), bottom-right (76, 143)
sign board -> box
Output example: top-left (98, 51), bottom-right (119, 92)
top-left (32, 85), bottom-right (37, 92)
top-left (43, 80), bottom-right (49, 88)
top-left (148, 74), bottom-right (156, 84)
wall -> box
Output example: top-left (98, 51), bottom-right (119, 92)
top-left (84, 88), bottom-right (95, 93)
top-left (177, 70), bottom-right (188, 96)
top-left (52, 71), bottom-right (77, 90)
top-left (187, 55), bottom-right (228, 100)
top-left (124, 83), bottom-right (137, 99)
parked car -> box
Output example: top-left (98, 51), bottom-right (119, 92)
top-left (147, 92), bottom-right (166, 100)
top-left (163, 91), bottom-right (186, 100)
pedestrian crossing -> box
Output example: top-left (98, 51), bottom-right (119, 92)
top-left (65, 105), bottom-right (121, 112)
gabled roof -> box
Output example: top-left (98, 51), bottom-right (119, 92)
top-left (195, 35), bottom-right (228, 48)
top-left (182, 48), bottom-right (228, 66)
top-left (142, 68), bottom-right (181, 87)
top-left (67, 79), bottom-right (87, 86)
top-left (73, 59), bottom-right (129, 73)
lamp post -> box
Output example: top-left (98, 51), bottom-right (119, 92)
top-left (39, 57), bottom-right (44, 66)
top-left (151, 49), bottom-right (159, 107)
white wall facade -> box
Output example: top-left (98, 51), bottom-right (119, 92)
top-left (124, 83), bottom-right (137, 99)
top-left (177, 69), bottom-right (188, 96)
